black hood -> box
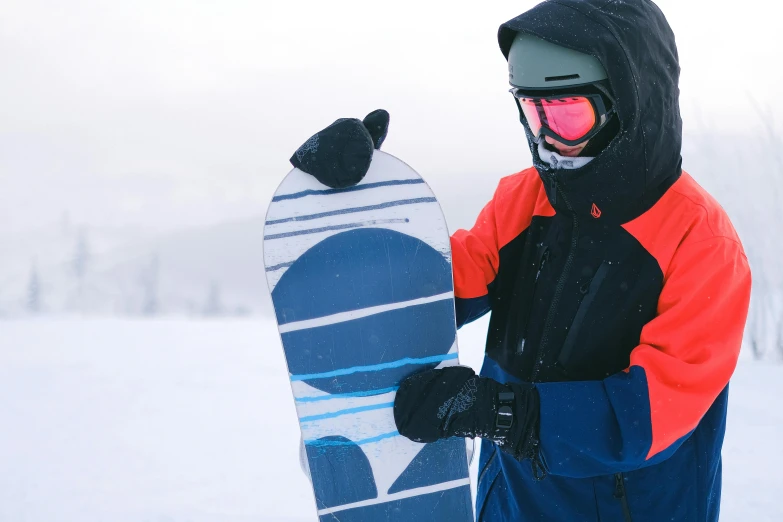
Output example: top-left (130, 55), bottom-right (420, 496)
top-left (499, 0), bottom-right (682, 223)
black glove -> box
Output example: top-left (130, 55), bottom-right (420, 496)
top-left (393, 366), bottom-right (541, 463)
top-left (290, 109), bottom-right (390, 189)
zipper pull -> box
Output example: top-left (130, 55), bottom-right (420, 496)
top-left (614, 473), bottom-right (625, 499)
top-left (535, 249), bottom-right (550, 282)
top-left (550, 176), bottom-right (557, 205)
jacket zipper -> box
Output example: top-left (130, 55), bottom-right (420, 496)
top-left (557, 261), bottom-right (610, 368)
top-left (614, 473), bottom-right (633, 522)
top-left (477, 447), bottom-right (498, 486)
top-left (529, 175), bottom-right (578, 382)
top-left (476, 448), bottom-right (500, 522)
top-left (517, 246), bottom-right (550, 355)
top-left (477, 472), bottom-right (502, 522)
top-left (536, 248), bottom-right (550, 282)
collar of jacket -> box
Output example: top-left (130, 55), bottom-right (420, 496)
top-left (500, 0), bottom-right (683, 224)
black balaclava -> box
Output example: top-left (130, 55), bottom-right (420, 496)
top-left (499, 0), bottom-right (683, 224)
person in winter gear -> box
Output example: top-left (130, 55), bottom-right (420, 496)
top-left (290, 1), bottom-right (751, 521)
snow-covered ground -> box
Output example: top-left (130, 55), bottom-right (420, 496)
top-left (0, 317), bottom-right (780, 521)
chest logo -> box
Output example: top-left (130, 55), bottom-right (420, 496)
top-left (591, 203), bottom-right (602, 219)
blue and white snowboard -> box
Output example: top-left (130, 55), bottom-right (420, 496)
top-left (264, 151), bottom-right (474, 521)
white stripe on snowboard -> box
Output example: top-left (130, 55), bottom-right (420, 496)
top-left (316, 477), bottom-right (472, 516)
top-left (278, 291), bottom-right (454, 333)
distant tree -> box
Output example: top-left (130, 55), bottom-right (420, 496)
top-left (233, 305), bottom-right (251, 317)
top-left (745, 248), bottom-right (768, 361)
top-left (777, 312), bottom-right (783, 360)
top-left (140, 253), bottom-right (159, 316)
top-left (27, 262), bottom-right (41, 314)
top-left (203, 281), bottom-right (223, 317)
top-left (72, 227), bottom-right (90, 281)
top-left (746, 95), bottom-right (783, 361)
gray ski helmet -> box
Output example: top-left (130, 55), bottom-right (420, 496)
top-left (508, 32), bottom-right (608, 89)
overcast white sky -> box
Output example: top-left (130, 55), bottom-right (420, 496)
top-left (1, 0), bottom-right (781, 237)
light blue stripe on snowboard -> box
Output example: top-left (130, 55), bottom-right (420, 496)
top-left (264, 218), bottom-right (409, 241)
top-left (290, 353), bottom-right (458, 382)
top-left (271, 179), bottom-right (425, 202)
top-left (306, 431), bottom-right (400, 447)
top-left (265, 197), bottom-right (437, 225)
top-left (295, 386), bottom-right (399, 403)
top-left (300, 402), bottom-right (395, 423)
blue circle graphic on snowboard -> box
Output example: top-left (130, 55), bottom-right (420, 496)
top-left (272, 228), bottom-right (456, 394)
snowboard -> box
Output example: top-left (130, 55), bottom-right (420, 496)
top-left (264, 151), bottom-right (474, 522)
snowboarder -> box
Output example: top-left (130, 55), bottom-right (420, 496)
top-left (289, 1), bottom-right (751, 520)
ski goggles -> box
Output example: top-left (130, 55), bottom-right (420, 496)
top-left (510, 88), bottom-right (615, 146)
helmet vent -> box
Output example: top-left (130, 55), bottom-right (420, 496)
top-left (545, 74), bottom-right (580, 82)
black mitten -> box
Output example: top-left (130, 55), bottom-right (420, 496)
top-left (362, 109), bottom-right (390, 149)
top-left (290, 109), bottom-right (390, 189)
top-left (393, 365), bottom-right (541, 463)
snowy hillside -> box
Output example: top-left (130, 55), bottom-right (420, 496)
top-left (0, 316), bottom-right (780, 521)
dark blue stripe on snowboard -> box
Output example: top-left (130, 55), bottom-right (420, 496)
top-left (271, 228), bottom-right (453, 324)
top-left (306, 436), bottom-right (378, 509)
top-left (265, 197), bottom-right (437, 225)
top-left (272, 179), bottom-right (425, 201)
top-left (283, 299), bottom-right (456, 394)
top-left (306, 431), bottom-right (400, 447)
top-left (290, 353), bottom-right (457, 382)
top-left (264, 218), bottom-right (409, 241)
top-left (264, 260), bottom-right (295, 272)
top-left (295, 386), bottom-right (399, 403)
top-left (300, 402), bottom-right (395, 423)
top-left (388, 438), bottom-right (470, 494)
top-left (318, 485), bottom-right (473, 522)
